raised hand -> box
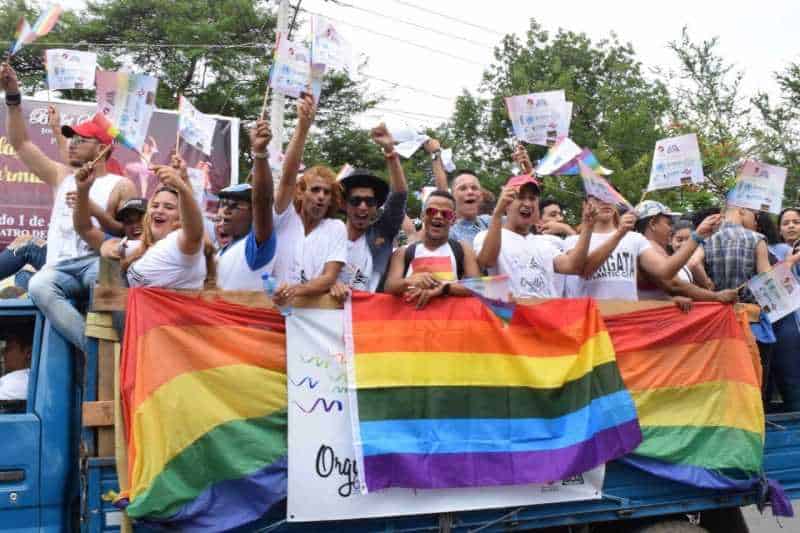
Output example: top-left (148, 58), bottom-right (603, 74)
top-left (495, 185), bottom-right (518, 215)
top-left (424, 138), bottom-right (441, 154)
top-left (512, 143), bottom-right (534, 175)
top-left (581, 202), bottom-right (598, 228)
top-left (74, 162), bottom-right (96, 192)
top-left (47, 105), bottom-right (61, 129)
top-left (297, 93), bottom-right (316, 129)
top-left (250, 118), bottom-right (272, 153)
top-left (0, 63), bottom-right (20, 94)
top-left (370, 122), bottom-right (395, 152)
top-left (153, 164), bottom-right (190, 193)
top-left (617, 212), bottom-right (636, 235)
top-left (696, 214), bottom-right (721, 239)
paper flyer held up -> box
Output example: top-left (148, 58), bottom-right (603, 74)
top-left (647, 133), bottom-right (704, 191)
top-left (271, 37), bottom-right (316, 100)
top-left (579, 160), bottom-right (631, 210)
top-left (178, 95), bottom-right (216, 157)
top-left (748, 262), bottom-right (800, 323)
top-left (311, 15), bottom-right (354, 74)
top-left (505, 90), bottom-right (572, 147)
top-left (727, 160), bottom-right (787, 214)
top-left (45, 49), bottom-right (97, 91)
top-left (95, 70), bottom-right (158, 152)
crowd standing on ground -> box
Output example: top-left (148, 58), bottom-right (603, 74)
top-left (1, 61), bottom-right (800, 413)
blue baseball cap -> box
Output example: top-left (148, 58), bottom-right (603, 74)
top-left (217, 183), bottom-right (252, 202)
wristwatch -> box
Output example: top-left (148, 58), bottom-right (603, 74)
top-left (431, 149), bottom-right (442, 161)
top-left (252, 151), bottom-right (268, 160)
top-left (5, 93), bottom-right (21, 106)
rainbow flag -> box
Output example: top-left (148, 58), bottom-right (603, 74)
top-left (604, 303), bottom-right (764, 479)
top-left (410, 256), bottom-right (456, 281)
top-left (458, 275), bottom-right (516, 322)
top-left (119, 289), bottom-right (287, 531)
top-left (8, 5), bottom-right (62, 56)
top-left (345, 294), bottom-right (642, 491)
top-left (91, 113), bottom-right (139, 152)
top-left (555, 148), bottom-right (613, 176)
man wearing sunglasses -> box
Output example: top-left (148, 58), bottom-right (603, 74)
top-left (384, 190), bottom-right (481, 308)
top-left (330, 124), bottom-right (408, 297)
top-left (216, 119), bottom-right (277, 290)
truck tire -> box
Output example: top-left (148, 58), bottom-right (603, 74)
top-left (633, 521), bottom-right (708, 533)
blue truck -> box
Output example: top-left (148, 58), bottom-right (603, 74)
top-left (1, 296), bottom-right (799, 532)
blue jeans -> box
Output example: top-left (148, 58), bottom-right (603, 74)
top-left (28, 254), bottom-right (99, 353)
top-left (770, 313), bottom-right (800, 412)
top-left (0, 238), bottom-right (47, 291)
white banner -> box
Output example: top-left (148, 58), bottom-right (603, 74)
top-left (95, 71), bottom-right (158, 152)
top-left (178, 95), bottom-right (215, 156)
top-left (505, 91), bottom-right (571, 147)
top-left (287, 308), bottom-right (603, 522)
top-left (45, 49), bottom-right (97, 90)
top-left (727, 159), bottom-right (787, 214)
top-left (748, 262), bottom-right (800, 323)
top-left (647, 133), bottom-right (704, 191)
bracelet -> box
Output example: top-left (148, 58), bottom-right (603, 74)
top-left (690, 231), bottom-right (705, 244)
top-left (384, 150), bottom-right (398, 160)
top-left (5, 93), bottom-right (21, 106)
top-left (252, 151), bottom-right (268, 160)
top-left (430, 149), bottom-right (442, 161)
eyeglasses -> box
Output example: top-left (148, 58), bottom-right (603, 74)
top-left (425, 207), bottom-right (455, 221)
top-left (347, 195), bottom-right (377, 208)
top-left (219, 199), bottom-right (251, 211)
top-left (68, 136), bottom-right (97, 146)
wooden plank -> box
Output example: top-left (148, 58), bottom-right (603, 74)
top-left (82, 401), bottom-right (114, 427)
top-left (97, 340), bottom-right (116, 456)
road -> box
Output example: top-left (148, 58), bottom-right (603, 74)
top-left (743, 503), bottom-right (798, 532)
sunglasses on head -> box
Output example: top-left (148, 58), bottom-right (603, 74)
top-left (425, 206), bottom-right (455, 221)
top-left (347, 195), bottom-right (377, 208)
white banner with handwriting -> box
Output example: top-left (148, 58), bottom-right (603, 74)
top-left (286, 308), bottom-right (603, 522)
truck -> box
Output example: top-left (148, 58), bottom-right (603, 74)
top-left (1, 293), bottom-right (799, 532)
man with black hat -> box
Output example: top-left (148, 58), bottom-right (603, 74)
top-left (331, 123), bottom-right (408, 297)
top-left (1, 63), bottom-right (136, 353)
top-left (216, 119), bottom-right (277, 290)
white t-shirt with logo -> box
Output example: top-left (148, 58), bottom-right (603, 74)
top-left (217, 230), bottom-right (277, 290)
top-left (474, 229), bottom-right (561, 298)
top-left (564, 231), bottom-right (651, 301)
top-left (271, 207), bottom-right (347, 285)
top-left (340, 235), bottom-right (374, 292)
top-left (127, 230), bottom-right (206, 289)
top-left (0, 369), bottom-right (29, 400)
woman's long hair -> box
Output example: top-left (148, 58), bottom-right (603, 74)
top-left (292, 165), bottom-right (343, 218)
top-left (121, 186), bottom-right (217, 286)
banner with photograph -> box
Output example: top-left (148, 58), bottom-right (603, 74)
top-left (96, 71), bottom-right (159, 152)
top-left (647, 133), bottom-right (704, 191)
top-left (727, 159), bottom-right (787, 214)
top-left (45, 49), bottom-right (97, 90)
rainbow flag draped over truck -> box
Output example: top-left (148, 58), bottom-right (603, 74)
top-left (119, 289), bottom-right (287, 532)
top-left (346, 294), bottom-right (642, 491)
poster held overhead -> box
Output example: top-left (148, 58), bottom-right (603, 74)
top-left (95, 71), bottom-right (158, 153)
top-left (178, 95), bottom-right (216, 157)
top-left (45, 49), bottom-right (97, 91)
top-left (748, 262), bottom-right (800, 323)
top-left (647, 133), bottom-right (704, 191)
top-left (727, 160), bottom-right (787, 214)
top-left (505, 90), bottom-right (571, 147)
top-left (579, 160), bottom-right (632, 210)
top-left (310, 15), bottom-right (354, 74)
top-left (536, 137), bottom-right (582, 177)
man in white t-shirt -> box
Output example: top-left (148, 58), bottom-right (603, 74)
top-left (216, 119), bottom-right (277, 290)
top-left (565, 195), bottom-right (720, 301)
top-left (271, 95), bottom-right (347, 306)
top-left (474, 175), bottom-right (595, 298)
top-left (1, 64), bottom-right (136, 353)
top-left (0, 329), bottom-right (33, 402)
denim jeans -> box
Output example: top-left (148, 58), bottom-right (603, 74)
top-left (0, 237), bottom-right (47, 291)
top-left (770, 313), bottom-right (800, 412)
top-left (28, 254), bottom-right (99, 353)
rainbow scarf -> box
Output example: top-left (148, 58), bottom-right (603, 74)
top-left (605, 303), bottom-right (764, 478)
top-left (9, 5), bottom-right (62, 56)
top-left (119, 289), bottom-right (287, 531)
top-left (346, 294), bottom-right (642, 491)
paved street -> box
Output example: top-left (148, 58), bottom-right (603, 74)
top-left (743, 503), bottom-right (799, 532)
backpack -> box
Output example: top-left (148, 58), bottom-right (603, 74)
top-left (402, 239), bottom-right (465, 280)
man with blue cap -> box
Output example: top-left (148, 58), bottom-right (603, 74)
top-left (216, 119), bottom-right (277, 289)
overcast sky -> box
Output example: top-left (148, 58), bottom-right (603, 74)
top-left (59, 0), bottom-right (799, 130)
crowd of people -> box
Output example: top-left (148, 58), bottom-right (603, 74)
top-left (1, 62), bottom-right (800, 411)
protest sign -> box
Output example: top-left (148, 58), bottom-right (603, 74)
top-left (579, 160), bottom-right (631, 210)
top-left (95, 71), bottom-right (158, 152)
top-left (0, 97), bottom-right (238, 251)
top-left (536, 137), bottom-right (582, 176)
top-left (270, 37), bottom-right (312, 99)
top-left (505, 90), bottom-right (571, 146)
top-left (45, 49), bottom-right (97, 90)
top-left (748, 262), bottom-right (800, 323)
top-left (647, 133), bottom-right (704, 191)
top-left (287, 308), bottom-right (602, 522)
top-left (727, 159), bottom-right (787, 214)
top-left (311, 15), bottom-right (354, 74)
top-left (178, 95), bottom-right (216, 156)
top-left (386, 121), bottom-right (429, 158)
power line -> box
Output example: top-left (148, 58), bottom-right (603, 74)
top-left (326, 0), bottom-right (495, 48)
top-left (373, 106), bottom-right (451, 120)
top-left (361, 74), bottom-right (456, 100)
top-left (387, 0), bottom-right (505, 37)
top-left (4, 40), bottom-right (268, 49)
top-left (297, 6), bottom-right (484, 66)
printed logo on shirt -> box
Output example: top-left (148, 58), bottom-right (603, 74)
top-left (514, 254), bottom-right (550, 296)
top-left (410, 256), bottom-right (455, 281)
top-left (589, 252), bottom-right (635, 281)
top-left (300, 269), bottom-right (309, 284)
top-left (342, 264), bottom-right (369, 290)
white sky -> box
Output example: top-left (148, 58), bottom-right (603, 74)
top-left (60, 0), bottom-right (800, 130)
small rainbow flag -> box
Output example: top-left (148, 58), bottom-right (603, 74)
top-left (555, 148), bottom-right (613, 176)
top-left (346, 294), bottom-right (642, 492)
top-left (8, 5), bottom-right (62, 56)
top-left (119, 289), bottom-right (287, 530)
top-left (91, 113), bottom-right (139, 152)
top-left (458, 275), bottom-right (516, 322)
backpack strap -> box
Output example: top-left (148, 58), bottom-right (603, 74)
top-left (448, 238), bottom-right (465, 280)
top-left (402, 242), bottom-right (418, 277)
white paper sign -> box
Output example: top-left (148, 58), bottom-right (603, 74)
top-left (45, 49), bottom-right (97, 90)
top-left (95, 71), bottom-right (158, 152)
top-left (505, 91), bottom-right (571, 146)
top-left (178, 96), bottom-right (215, 156)
top-left (311, 15), bottom-right (354, 74)
top-left (647, 133), bottom-right (704, 191)
top-left (536, 137), bottom-right (582, 176)
top-left (727, 160), bottom-right (787, 214)
top-left (579, 161), bottom-right (632, 209)
top-left (748, 262), bottom-right (800, 323)
top-left (287, 308), bottom-right (603, 522)
top-left (271, 37), bottom-right (312, 99)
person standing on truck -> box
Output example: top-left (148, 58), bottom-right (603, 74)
top-left (384, 190), bottom-right (481, 308)
top-left (215, 119), bottom-right (277, 290)
top-left (329, 123), bottom-right (408, 298)
top-left (564, 194), bottom-right (720, 300)
top-left (0, 326), bottom-right (34, 401)
top-left (270, 94), bottom-right (347, 307)
top-left (473, 175), bottom-right (595, 298)
top-left (1, 63), bottom-right (137, 354)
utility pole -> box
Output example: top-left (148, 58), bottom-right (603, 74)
top-left (270, 0), bottom-right (289, 185)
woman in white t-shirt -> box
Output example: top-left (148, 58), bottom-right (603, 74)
top-left (102, 163), bottom-right (212, 289)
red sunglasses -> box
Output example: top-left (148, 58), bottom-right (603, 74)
top-left (425, 206), bottom-right (455, 221)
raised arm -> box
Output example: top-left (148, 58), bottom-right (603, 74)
top-left (476, 186), bottom-right (515, 270)
top-left (1, 63), bottom-right (67, 187)
top-left (512, 143), bottom-right (534, 175)
top-left (154, 160), bottom-right (203, 255)
top-left (48, 105), bottom-right (70, 164)
top-left (425, 138), bottom-right (449, 192)
top-left (555, 203), bottom-right (596, 275)
top-left (581, 212), bottom-right (635, 278)
top-left (275, 94), bottom-right (315, 214)
top-left (72, 164), bottom-right (106, 251)
top-left (640, 214), bottom-right (720, 281)
top-left (250, 118), bottom-right (274, 244)
top-left (372, 123), bottom-right (407, 193)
